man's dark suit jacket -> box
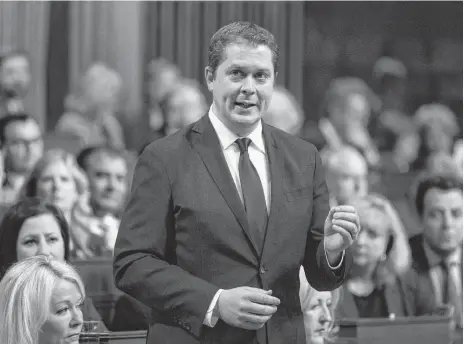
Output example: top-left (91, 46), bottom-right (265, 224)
top-left (113, 115), bottom-right (352, 344)
top-left (409, 234), bottom-right (463, 304)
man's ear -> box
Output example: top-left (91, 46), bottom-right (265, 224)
top-left (205, 66), bottom-right (214, 92)
top-left (273, 72), bottom-right (278, 86)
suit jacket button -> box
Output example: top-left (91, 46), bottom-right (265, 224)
top-left (185, 323), bottom-right (191, 331)
top-left (260, 267), bottom-right (266, 274)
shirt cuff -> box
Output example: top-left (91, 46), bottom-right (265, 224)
top-left (324, 240), bottom-right (345, 269)
top-left (203, 289), bottom-right (224, 327)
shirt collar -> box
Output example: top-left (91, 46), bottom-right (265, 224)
top-left (208, 106), bottom-right (265, 154)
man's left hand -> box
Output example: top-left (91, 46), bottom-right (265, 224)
top-left (324, 205), bottom-right (360, 255)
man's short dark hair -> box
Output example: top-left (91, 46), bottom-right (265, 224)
top-left (0, 113), bottom-right (38, 147)
top-left (76, 145), bottom-right (126, 172)
top-left (415, 173), bottom-right (463, 216)
top-left (208, 21), bottom-right (279, 76)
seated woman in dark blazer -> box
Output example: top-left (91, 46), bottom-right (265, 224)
top-left (0, 197), bottom-right (107, 329)
top-left (336, 193), bottom-right (437, 319)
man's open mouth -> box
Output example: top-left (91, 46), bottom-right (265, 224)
top-left (235, 102), bottom-right (255, 109)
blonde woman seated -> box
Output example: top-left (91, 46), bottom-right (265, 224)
top-left (336, 193), bottom-right (437, 318)
top-left (299, 267), bottom-right (341, 344)
top-left (0, 197), bottom-right (105, 327)
top-left (19, 149), bottom-right (115, 258)
top-left (0, 256), bottom-right (84, 344)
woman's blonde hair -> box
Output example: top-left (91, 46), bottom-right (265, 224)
top-left (0, 255), bottom-right (85, 344)
top-left (20, 148), bottom-right (88, 201)
top-left (299, 267), bottom-right (342, 338)
top-left (349, 193), bottom-right (411, 286)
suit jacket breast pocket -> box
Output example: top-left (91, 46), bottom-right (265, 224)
top-left (285, 185), bottom-right (312, 203)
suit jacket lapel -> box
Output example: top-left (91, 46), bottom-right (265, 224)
top-left (261, 125), bottom-right (284, 259)
top-left (190, 115), bottom-right (261, 258)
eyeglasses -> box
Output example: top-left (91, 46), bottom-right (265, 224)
top-left (5, 135), bottom-right (43, 149)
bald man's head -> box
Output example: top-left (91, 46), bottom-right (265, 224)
top-left (325, 146), bottom-right (368, 204)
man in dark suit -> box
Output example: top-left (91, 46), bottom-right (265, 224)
top-left (114, 21), bottom-right (359, 344)
top-left (409, 173), bottom-right (463, 329)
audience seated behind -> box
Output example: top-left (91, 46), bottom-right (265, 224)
top-left (0, 113), bottom-right (44, 205)
top-left (0, 256), bottom-right (87, 344)
top-left (18, 148), bottom-right (89, 256)
top-left (337, 193), bottom-right (438, 319)
top-left (0, 197), bottom-right (106, 329)
top-left (72, 145), bottom-right (129, 259)
top-left (408, 173), bottom-right (463, 329)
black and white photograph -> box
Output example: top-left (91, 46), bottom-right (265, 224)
top-left (0, 1), bottom-right (461, 344)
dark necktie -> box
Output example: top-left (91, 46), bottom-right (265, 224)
top-left (235, 138), bottom-right (268, 249)
top-left (442, 261), bottom-right (462, 328)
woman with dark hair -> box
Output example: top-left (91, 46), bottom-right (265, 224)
top-left (0, 197), bottom-right (106, 327)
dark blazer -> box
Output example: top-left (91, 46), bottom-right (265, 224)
top-left (113, 115), bottom-right (352, 344)
top-left (409, 234), bottom-right (437, 300)
top-left (337, 270), bottom-right (437, 319)
top-left (409, 234), bottom-right (463, 303)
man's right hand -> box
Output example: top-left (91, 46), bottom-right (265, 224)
top-left (216, 287), bottom-right (280, 330)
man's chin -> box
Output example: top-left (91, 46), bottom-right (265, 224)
top-left (231, 111), bottom-right (261, 125)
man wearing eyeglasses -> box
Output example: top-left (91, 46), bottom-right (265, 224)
top-left (0, 113), bottom-right (43, 204)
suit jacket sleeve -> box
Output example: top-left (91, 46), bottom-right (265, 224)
top-left (303, 149), bottom-right (353, 290)
top-left (113, 145), bottom-right (219, 338)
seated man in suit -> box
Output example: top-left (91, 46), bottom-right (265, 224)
top-left (72, 145), bottom-right (128, 258)
top-left (0, 113), bottom-right (43, 204)
top-left (114, 21), bottom-right (360, 344)
top-left (409, 173), bottom-right (463, 328)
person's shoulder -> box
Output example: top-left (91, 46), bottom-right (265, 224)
top-left (139, 124), bottom-right (195, 160)
top-left (266, 124), bottom-right (319, 156)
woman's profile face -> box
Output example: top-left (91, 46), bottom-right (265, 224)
top-left (36, 160), bottom-right (79, 214)
top-left (304, 290), bottom-right (334, 344)
top-left (16, 213), bottom-right (66, 262)
top-left (39, 279), bottom-right (84, 344)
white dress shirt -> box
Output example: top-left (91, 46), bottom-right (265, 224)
top-left (203, 107), bottom-right (344, 327)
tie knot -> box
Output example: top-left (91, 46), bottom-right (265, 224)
top-left (236, 137), bottom-right (252, 154)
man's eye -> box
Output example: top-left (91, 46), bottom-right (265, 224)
top-left (231, 70), bottom-right (242, 77)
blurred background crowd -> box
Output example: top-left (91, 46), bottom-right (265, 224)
top-left (0, 1), bottom-right (461, 343)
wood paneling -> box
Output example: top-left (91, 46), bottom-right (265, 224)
top-left (46, 1), bottom-right (69, 130)
top-left (0, 1), bottom-right (49, 127)
top-left (144, 1), bottom-right (305, 106)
